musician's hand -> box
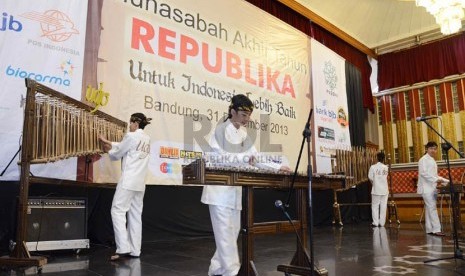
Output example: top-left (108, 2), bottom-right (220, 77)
top-left (279, 165), bottom-right (292, 173)
top-left (99, 135), bottom-right (110, 144)
top-left (102, 143), bottom-right (112, 153)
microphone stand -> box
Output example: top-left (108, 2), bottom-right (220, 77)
top-left (420, 119), bottom-right (465, 264)
top-left (276, 109), bottom-right (327, 276)
top-left (1, 96), bottom-right (26, 177)
top-left (0, 146), bottom-right (21, 176)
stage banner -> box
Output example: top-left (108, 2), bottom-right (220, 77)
top-left (0, 1), bottom-right (88, 180)
top-left (311, 39), bottom-right (351, 173)
top-left (95, 0), bottom-right (311, 185)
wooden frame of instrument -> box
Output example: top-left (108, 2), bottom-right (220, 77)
top-left (0, 78), bottom-right (127, 268)
top-left (183, 159), bottom-right (346, 275)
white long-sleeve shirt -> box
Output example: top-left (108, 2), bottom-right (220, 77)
top-left (109, 129), bottom-right (151, 191)
top-left (368, 162), bottom-right (389, 195)
top-left (417, 153), bottom-right (448, 195)
top-left (201, 120), bottom-right (285, 210)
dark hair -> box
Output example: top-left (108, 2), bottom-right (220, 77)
top-left (425, 141), bottom-right (438, 149)
top-left (130, 113), bottom-right (152, 129)
top-left (376, 152), bottom-right (385, 162)
top-left (224, 94), bottom-right (254, 122)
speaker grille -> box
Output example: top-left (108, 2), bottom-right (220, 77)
top-left (27, 198), bottom-right (87, 242)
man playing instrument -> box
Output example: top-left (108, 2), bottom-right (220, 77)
top-left (201, 94), bottom-right (290, 276)
top-left (417, 141), bottom-right (449, 236)
top-left (99, 113), bottom-right (152, 261)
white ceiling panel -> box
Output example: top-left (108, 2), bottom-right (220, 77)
top-left (295, 0), bottom-right (447, 50)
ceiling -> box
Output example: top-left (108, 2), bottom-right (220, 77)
top-left (291, 0), bottom-right (458, 55)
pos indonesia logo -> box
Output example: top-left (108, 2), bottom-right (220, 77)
top-left (20, 10), bottom-right (79, 42)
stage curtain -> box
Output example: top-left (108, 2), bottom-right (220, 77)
top-left (378, 33), bottom-right (465, 90)
top-left (245, 0), bottom-right (374, 112)
top-left (346, 62), bottom-right (365, 147)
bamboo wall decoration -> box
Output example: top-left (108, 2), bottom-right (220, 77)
top-left (378, 78), bottom-right (465, 163)
top-left (462, 111), bottom-right (465, 152)
top-left (382, 122), bottom-right (394, 162)
top-left (396, 120), bottom-right (409, 163)
top-left (443, 112), bottom-right (458, 159)
top-left (394, 92), bottom-right (409, 163)
top-left (426, 119), bottom-right (442, 160)
top-left (411, 120), bottom-right (424, 161)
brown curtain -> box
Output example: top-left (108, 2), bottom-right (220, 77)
top-left (378, 33), bottom-right (465, 90)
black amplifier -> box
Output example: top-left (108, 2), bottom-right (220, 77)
top-left (26, 197), bottom-right (89, 251)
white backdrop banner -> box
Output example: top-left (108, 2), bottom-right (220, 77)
top-left (0, 1), bottom-right (88, 180)
top-left (311, 39), bottom-right (351, 173)
top-left (95, 0), bottom-right (312, 185)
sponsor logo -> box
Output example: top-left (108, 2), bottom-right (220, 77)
top-left (315, 101), bottom-right (336, 123)
top-left (5, 64), bottom-right (71, 87)
top-left (86, 82), bottom-right (109, 113)
top-left (159, 146), bottom-right (180, 159)
top-left (1, 12), bottom-right (23, 32)
top-left (59, 59), bottom-right (75, 76)
top-left (180, 150), bottom-right (202, 159)
top-left (318, 126), bottom-right (335, 141)
top-left (20, 10), bottom-right (79, 42)
top-left (160, 162), bottom-right (182, 174)
top-left (337, 107), bottom-right (348, 127)
top-left (323, 60), bottom-right (338, 97)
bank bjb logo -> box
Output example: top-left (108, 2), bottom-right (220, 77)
top-left (160, 162), bottom-right (181, 174)
top-left (1, 12), bottom-right (22, 32)
top-left (20, 10), bottom-right (79, 42)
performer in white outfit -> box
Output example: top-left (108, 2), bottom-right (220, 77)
top-left (99, 113), bottom-right (152, 261)
top-left (416, 141), bottom-right (449, 236)
top-left (368, 152), bottom-right (389, 227)
top-left (201, 94), bottom-right (290, 276)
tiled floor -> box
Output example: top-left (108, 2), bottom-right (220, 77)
top-left (2, 222), bottom-right (465, 275)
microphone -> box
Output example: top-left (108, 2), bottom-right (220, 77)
top-left (275, 199), bottom-right (286, 210)
top-left (416, 115), bottom-right (438, 122)
top-left (275, 200), bottom-right (292, 222)
top-left (275, 199), bottom-right (316, 272)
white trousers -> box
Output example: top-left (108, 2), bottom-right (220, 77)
top-left (111, 185), bottom-right (145, 256)
top-left (208, 205), bottom-right (241, 276)
top-left (371, 194), bottom-right (388, 226)
top-left (422, 192), bottom-right (441, 233)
